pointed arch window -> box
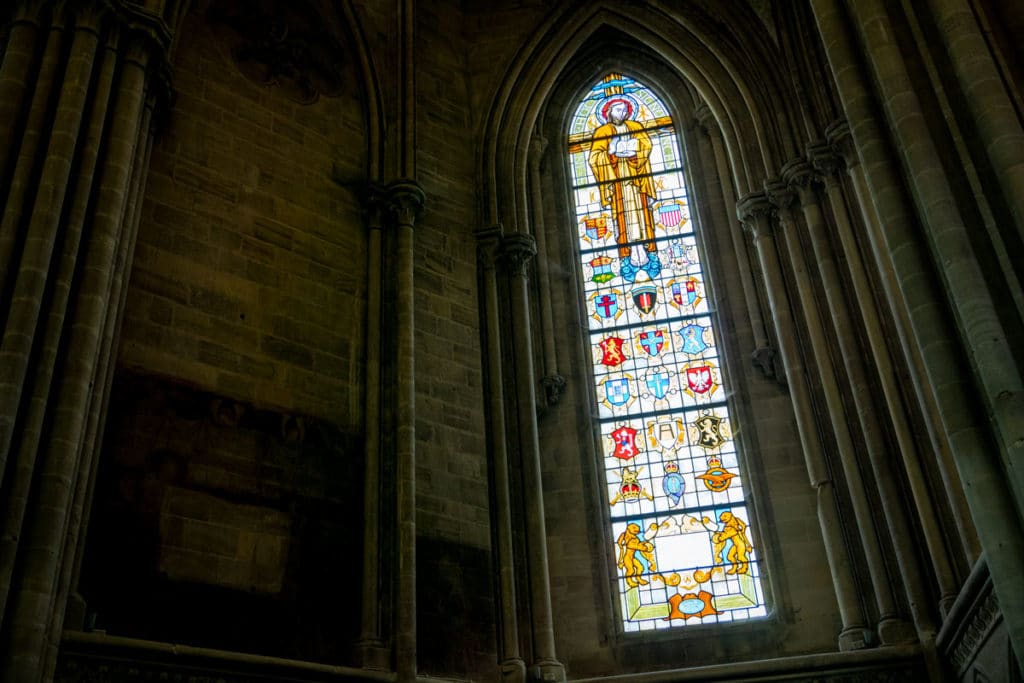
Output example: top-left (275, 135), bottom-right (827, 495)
top-left (568, 73), bottom-right (766, 631)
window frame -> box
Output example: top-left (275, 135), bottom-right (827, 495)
top-left (555, 69), bottom-right (779, 639)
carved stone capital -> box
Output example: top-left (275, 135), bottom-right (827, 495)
top-left (475, 224), bottom-right (504, 269)
top-left (825, 119), bottom-right (857, 168)
top-left (808, 141), bottom-right (844, 186)
top-left (499, 233), bottom-right (537, 277)
top-left (781, 158), bottom-right (818, 206)
top-left (67, 0), bottom-right (106, 33)
top-left (764, 178), bottom-right (795, 213)
top-left (385, 180), bottom-right (425, 228)
top-left (529, 133), bottom-right (549, 173)
top-left (116, 0), bottom-right (187, 65)
top-left (530, 133), bottom-right (549, 158)
top-left (736, 192), bottom-right (774, 238)
top-left (9, 0), bottom-right (50, 25)
top-left (693, 103), bottom-right (719, 137)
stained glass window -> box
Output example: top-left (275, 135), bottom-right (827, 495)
top-left (568, 73), bottom-right (766, 631)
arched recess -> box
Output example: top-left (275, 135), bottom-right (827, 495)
top-left (475, 2), bottom-right (848, 676)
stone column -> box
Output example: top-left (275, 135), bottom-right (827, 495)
top-left (826, 120), bottom-right (979, 566)
top-left (358, 186), bottom-right (389, 670)
top-left (0, 2), bottom-right (186, 680)
top-left (789, 150), bottom-right (947, 643)
top-left (804, 143), bottom-right (959, 616)
top-left (811, 0), bottom-right (1024, 666)
top-left (0, 2), bottom-right (66, 279)
top-left (736, 193), bottom-right (868, 651)
top-left (765, 179), bottom-right (911, 645)
top-left (51, 88), bottom-right (159, 682)
top-left (694, 105), bottom-right (776, 379)
top-left (476, 225), bottom-right (526, 683)
top-left (500, 233), bottom-right (564, 682)
top-left (846, 0), bottom-right (1024, 519)
top-left (386, 180), bottom-right (424, 683)
top-left (0, 1), bottom-right (47, 196)
top-left (926, 0), bottom-right (1024, 245)
top-left (527, 136), bottom-right (565, 406)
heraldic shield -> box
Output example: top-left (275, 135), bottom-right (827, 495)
top-left (610, 425), bottom-right (640, 460)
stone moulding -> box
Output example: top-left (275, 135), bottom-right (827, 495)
top-left (937, 559), bottom-right (1007, 677)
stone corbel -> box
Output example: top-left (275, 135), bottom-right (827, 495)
top-left (540, 374), bottom-right (566, 407)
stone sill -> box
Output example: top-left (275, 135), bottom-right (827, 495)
top-left (571, 644), bottom-right (922, 682)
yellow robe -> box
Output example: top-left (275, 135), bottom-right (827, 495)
top-left (588, 119), bottom-right (658, 258)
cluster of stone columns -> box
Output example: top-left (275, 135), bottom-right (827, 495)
top-left (0, 1), bottom-right (186, 680)
top-left (476, 226), bottom-right (565, 683)
top-left (729, 146), bottom-right (956, 669)
top-left (807, 0), bottom-right (1024, 670)
top-left (694, 73), bottom-right (986, 667)
top-left (677, 0), bottom-right (1024, 669)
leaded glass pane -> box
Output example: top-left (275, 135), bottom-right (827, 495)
top-left (568, 73), bottom-right (766, 630)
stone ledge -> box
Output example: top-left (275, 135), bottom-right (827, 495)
top-left (58, 631), bottom-right (395, 683)
top-left (571, 644), bottom-right (922, 683)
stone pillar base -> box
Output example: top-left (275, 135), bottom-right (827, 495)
top-left (501, 658), bottom-right (527, 683)
top-left (532, 659), bottom-right (565, 682)
top-left (355, 640), bottom-right (391, 671)
top-left (838, 626), bottom-right (871, 651)
top-left (878, 617), bottom-right (917, 645)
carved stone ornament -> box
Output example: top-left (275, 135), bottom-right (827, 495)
top-left (781, 158), bottom-right (818, 206)
top-left (751, 345), bottom-right (781, 382)
top-left (735, 192), bottom-right (774, 238)
top-left (385, 180), bottom-right (426, 227)
top-left (692, 102), bottom-right (718, 137)
top-left (951, 591), bottom-right (1001, 673)
top-left (542, 374), bottom-right (567, 406)
top-left (475, 224), bottom-right (505, 269)
top-left (500, 233), bottom-right (537, 277)
top-left (764, 178), bottom-right (795, 213)
top-left (826, 119), bottom-right (856, 166)
top-left (207, 0), bottom-right (349, 105)
top-left (808, 141), bottom-right (844, 183)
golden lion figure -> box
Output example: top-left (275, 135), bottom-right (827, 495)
top-left (711, 511), bottom-right (752, 575)
top-left (617, 523), bottom-right (657, 587)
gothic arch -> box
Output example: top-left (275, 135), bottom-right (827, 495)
top-left (480, 0), bottom-right (805, 236)
top-left (474, 7), bottom-right (827, 674)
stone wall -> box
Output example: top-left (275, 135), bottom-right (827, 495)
top-left (118, 5), bottom-right (368, 431)
top-left (413, 1), bottom-right (496, 677)
top-left (80, 373), bottom-right (363, 663)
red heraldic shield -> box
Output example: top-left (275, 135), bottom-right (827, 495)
top-left (686, 365), bottom-right (713, 394)
top-left (610, 426), bottom-right (639, 460)
top-left (599, 336), bottom-right (627, 367)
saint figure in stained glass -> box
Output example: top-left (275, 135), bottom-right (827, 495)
top-left (588, 88), bottom-right (660, 283)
